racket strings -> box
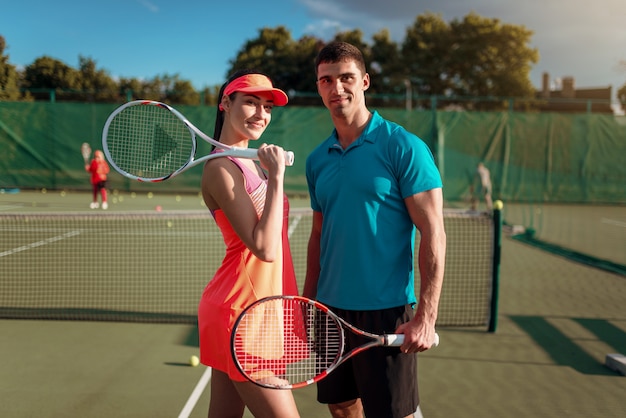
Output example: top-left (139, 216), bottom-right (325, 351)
top-left (233, 298), bottom-right (343, 387)
top-left (106, 104), bottom-right (194, 179)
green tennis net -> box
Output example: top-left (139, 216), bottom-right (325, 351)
top-left (0, 208), bottom-right (500, 329)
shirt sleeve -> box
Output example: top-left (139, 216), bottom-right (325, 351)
top-left (390, 127), bottom-right (443, 199)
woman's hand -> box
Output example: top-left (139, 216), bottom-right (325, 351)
top-left (257, 143), bottom-right (286, 178)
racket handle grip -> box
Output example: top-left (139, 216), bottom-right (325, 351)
top-left (236, 148), bottom-right (294, 166)
top-left (386, 333), bottom-right (440, 347)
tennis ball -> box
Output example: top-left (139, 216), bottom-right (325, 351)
top-left (493, 200), bottom-right (504, 210)
top-left (190, 355), bottom-right (200, 367)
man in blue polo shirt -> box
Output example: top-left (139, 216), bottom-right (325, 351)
top-left (304, 41), bottom-right (447, 418)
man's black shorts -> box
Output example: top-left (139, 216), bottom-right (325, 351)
top-left (316, 304), bottom-right (419, 418)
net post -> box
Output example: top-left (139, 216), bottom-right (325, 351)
top-left (488, 202), bottom-right (503, 332)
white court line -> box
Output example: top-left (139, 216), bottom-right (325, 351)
top-left (177, 214), bottom-right (304, 418)
top-left (177, 367), bottom-right (212, 418)
top-left (0, 204), bottom-right (24, 212)
top-left (288, 214), bottom-right (302, 236)
top-left (0, 230), bottom-right (80, 257)
top-left (602, 218), bottom-right (626, 228)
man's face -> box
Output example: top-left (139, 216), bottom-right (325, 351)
top-left (316, 59), bottom-right (369, 117)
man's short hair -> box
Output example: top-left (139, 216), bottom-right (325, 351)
top-left (314, 41), bottom-right (366, 76)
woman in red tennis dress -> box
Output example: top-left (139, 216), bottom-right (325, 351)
top-left (197, 70), bottom-right (301, 418)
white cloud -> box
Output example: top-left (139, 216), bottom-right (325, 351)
top-left (137, 0), bottom-right (159, 13)
top-left (303, 19), bottom-right (344, 40)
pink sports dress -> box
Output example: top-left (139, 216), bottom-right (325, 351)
top-left (197, 157), bottom-right (299, 381)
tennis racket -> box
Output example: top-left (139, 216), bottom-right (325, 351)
top-left (102, 100), bottom-right (295, 182)
top-left (231, 295), bottom-right (439, 389)
top-left (81, 142), bottom-right (91, 164)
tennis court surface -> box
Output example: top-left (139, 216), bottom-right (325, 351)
top-left (1, 190), bottom-right (624, 417)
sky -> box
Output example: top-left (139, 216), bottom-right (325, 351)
top-left (2, 0), bottom-right (626, 103)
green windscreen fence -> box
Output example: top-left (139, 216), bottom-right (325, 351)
top-left (1, 102), bottom-right (625, 203)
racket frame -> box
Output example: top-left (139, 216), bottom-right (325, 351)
top-left (102, 100), bottom-right (293, 182)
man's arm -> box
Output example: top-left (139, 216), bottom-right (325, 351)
top-left (303, 210), bottom-right (323, 299)
top-left (397, 187), bottom-right (446, 351)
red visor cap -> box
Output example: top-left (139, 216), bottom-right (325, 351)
top-left (223, 74), bottom-right (288, 106)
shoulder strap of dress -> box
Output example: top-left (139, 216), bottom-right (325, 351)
top-left (224, 157), bottom-right (264, 194)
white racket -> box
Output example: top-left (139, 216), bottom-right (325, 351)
top-left (81, 142), bottom-right (91, 164)
top-left (102, 100), bottom-right (294, 182)
top-left (231, 295), bottom-right (439, 389)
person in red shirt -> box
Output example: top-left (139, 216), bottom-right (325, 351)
top-left (85, 150), bottom-right (110, 210)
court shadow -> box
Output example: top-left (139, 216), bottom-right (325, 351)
top-left (509, 315), bottom-right (617, 376)
top-left (181, 325), bottom-right (199, 347)
top-left (165, 362), bottom-right (194, 367)
top-left (573, 318), bottom-right (626, 353)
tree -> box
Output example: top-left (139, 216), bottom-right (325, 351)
top-left (370, 29), bottom-right (404, 97)
top-left (227, 27), bottom-right (295, 91)
top-left (332, 29), bottom-right (369, 56)
top-left (77, 56), bottom-right (118, 102)
top-left (164, 76), bottom-right (200, 105)
top-left (0, 35), bottom-right (23, 101)
top-left (23, 56), bottom-right (80, 89)
top-left (448, 13), bottom-right (538, 102)
top-left (118, 77), bottom-right (146, 101)
top-left (199, 85), bottom-right (220, 106)
top-left (23, 56), bottom-right (81, 101)
top-left (402, 13), bottom-right (454, 97)
top-left (401, 12), bottom-right (538, 109)
top-left (281, 35), bottom-right (320, 93)
top-left (117, 74), bottom-right (201, 105)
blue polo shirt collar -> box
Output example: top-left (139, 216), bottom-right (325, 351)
top-left (328, 111), bottom-right (382, 152)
